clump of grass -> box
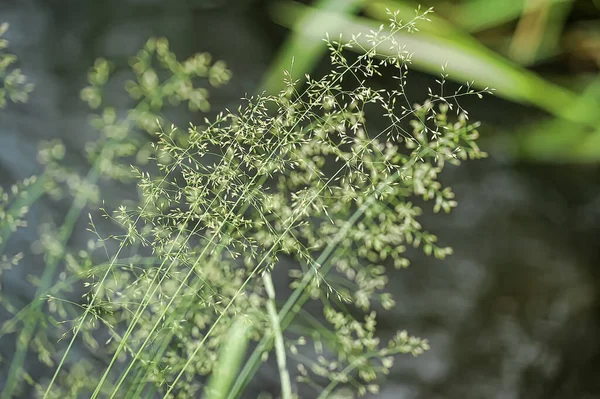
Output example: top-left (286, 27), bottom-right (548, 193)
top-left (3, 8), bottom-right (490, 399)
top-left (0, 27), bottom-right (229, 399)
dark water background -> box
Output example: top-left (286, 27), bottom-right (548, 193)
top-left (1, 0), bottom-right (600, 398)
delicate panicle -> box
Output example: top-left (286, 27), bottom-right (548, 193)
top-left (2, 10), bottom-right (487, 399)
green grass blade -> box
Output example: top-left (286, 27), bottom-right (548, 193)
top-left (445, 0), bottom-right (569, 33)
top-left (516, 76), bottom-right (600, 161)
top-left (270, 1), bottom-right (600, 129)
top-left (260, 0), bottom-right (366, 93)
top-left (262, 272), bottom-right (292, 399)
top-left (372, 0), bottom-right (572, 65)
top-left (204, 317), bottom-right (251, 399)
top-left (447, 0), bottom-right (526, 31)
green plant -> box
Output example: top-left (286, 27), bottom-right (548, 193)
top-left (266, 0), bottom-right (600, 162)
top-left (0, 23), bottom-right (33, 107)
top-left (0, 20), bottom-right (35, 280)
top-left (2, 8), bottom-right (488, 398)
top-left (0, 29), bottom-right (229, 399)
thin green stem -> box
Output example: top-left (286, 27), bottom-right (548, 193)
top-left (263, 272), bottom-right (293, 399)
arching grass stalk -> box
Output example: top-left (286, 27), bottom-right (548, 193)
top-left (108, 41), bottom-right (380, 395)
top-left (161, 95), bottom-right (444, 396)
top-left (113, 9), bottom-right (440, 395)
top-left (166, 71), bottom-right (473, 399)
top-left (73, 7), bottom-right (486, 398)
top-left (135, 14), bottom-right (446, 397)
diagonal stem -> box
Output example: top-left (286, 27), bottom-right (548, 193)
top-left (262, 271), bottom-right (293, 399)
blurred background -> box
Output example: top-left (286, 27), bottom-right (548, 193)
top-left (1, 0), bottom-right (600, 398)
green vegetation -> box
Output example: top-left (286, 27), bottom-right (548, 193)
top-left (266, 0), bottom-right (600, 162)
top-left (0, 9), bottom-right (489, 398)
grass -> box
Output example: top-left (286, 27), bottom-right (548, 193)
top-left (265, 0), bottom-right (600, 161)
top-left (1, 9), bottom-right (489, 398)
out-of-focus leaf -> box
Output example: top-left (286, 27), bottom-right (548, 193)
top-left (369, 0), bottom-right (569, 35)
top-left (204, 317), bottom-right (251, 399)
top-left (517, 76), bottom-right (600, 162)
top-left (270, 0), bottom-right (600, 129)
top-left (507, 0), bottom-right (572, 65)
top-left (445, 0), bottom-right (569, 33)
top-left (259, 0), bottom-right (366, 93)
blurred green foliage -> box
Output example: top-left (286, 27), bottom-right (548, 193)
top-left (263, 0), bottom-right (600, 162)
top-left (0, 23), bottom-right (33, 107)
